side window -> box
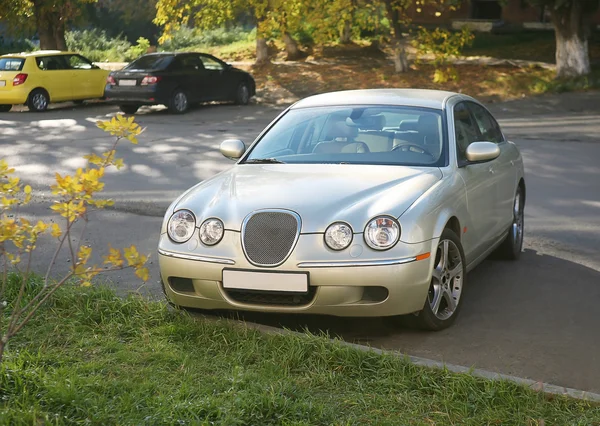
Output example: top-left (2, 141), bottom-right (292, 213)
top-left (453, 102), bottom-right (480, 161)
top-left (68, 55), bottom-right (93, 70)
top-left (36, 56), bottom-right (69, 71)
top-left (181, 55), bottom-right (204, 71)
top-left (468, 102), bottom-right (504, 143)
top-left (200, 56), bottom-right (224, 71)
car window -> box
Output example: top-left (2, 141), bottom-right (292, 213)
top-left (36, 56), bottom-right (69, 71)
top-left (178, 55), bottom-right (204, 71)
top-left (245, 106), bottom-right (446, 167)
top-left (454, 102), bottom-right (480, 162)
top-left (467, 102), bottom-right (504, 143)
top-left (0, 58), bottom-right (24, 71)
top-left (125, 55), bottom-right (174, 71)
top-left (200, 56), bottom-right (224, 71)
top-left (68, 55), bottom-right (93, 70)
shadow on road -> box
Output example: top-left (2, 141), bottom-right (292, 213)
top-left (202, 249), bottom-right (600, 393)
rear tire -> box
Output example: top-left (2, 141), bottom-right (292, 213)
top-left (168, 89), bottom-right (188, 114)
top-left (119, 105), bottom-right (140, 115)
top-left (495, 187), bottom-right (525, 260)
top-left (235, 82), bottom-right (250, 105)
top-left (414, 229), bottom-right (466, 331)
top-left (0, 105), bottom-right (11, 113)
top-left (27, 89), bottom-right (49, 112)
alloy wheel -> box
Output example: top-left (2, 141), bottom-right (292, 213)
top-left (32, 93), bottom-right (48, 111)
top-left (512, 190), bottom-right (524, 252)
top-left (173, 92), bottom-right (188, 112)
top-left (239, 84), bottom-right (249, 104)
top-left (428, 239), bottom-right (463, 321)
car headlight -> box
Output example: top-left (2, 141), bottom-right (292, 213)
top-left (167, 210), bottom-right (196, 243)
top-left (364, 216), bottom-right (400, 250)
top-left (324, 222), bottom-right (353, 251)
top-left (199, 218), bottom-right (224, 246)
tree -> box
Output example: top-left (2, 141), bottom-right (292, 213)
top-left (0, 0), bottom-right (96, 50)
top-left (528, 0), bottom-right (598, 77)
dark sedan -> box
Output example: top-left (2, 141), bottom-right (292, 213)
top-left (105, 52), bottom-right (256, 114)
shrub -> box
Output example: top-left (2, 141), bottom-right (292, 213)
top-left (413, 27), bottom-right (474, 83)
top-left (158, 26), bottom-right (255, 51)
top-left (0, 116), bottom-right (149, 364)
top-left (65, 29), bottom-right (132, 62)
top-left (126, 37), bottom-right (151, 61)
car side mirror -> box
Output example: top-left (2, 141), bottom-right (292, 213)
top-left (220, 139), bottom-right (246, 160)
top-left (465, 142), bottom-right (500, 163)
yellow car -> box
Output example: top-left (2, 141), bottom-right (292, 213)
top-left (0, 50), bottom-right (109, 112)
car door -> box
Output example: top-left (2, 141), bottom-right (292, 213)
top-left (34, 55), bottom-right (72, 102)
top-left (169, 54), bottom-right (206, 102)
top-left (198, 55), bottom-right (228, 101)
top-left (66, 54), bottom-right (107, 99)
top-left (467, 102), bottom-right (517, 237)
top-left (453, 101), bottom-right (498, 261)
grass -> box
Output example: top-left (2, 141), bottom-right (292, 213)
top-left (1, 274), bottom-right (600, 425)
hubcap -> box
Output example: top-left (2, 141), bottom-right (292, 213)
top-left (512, 191), bottom-right (524, 250)
top-left (239, 85), bottom-right (249, 103)
top-left (33, 93), bottom-right (47, 110)
top-left (174, 92), bottom-right (187, 112)
top-left (428, 239), bottom-right (463, 321)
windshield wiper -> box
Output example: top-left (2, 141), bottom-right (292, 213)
top-left (244, 158), bottom-right (286, 164)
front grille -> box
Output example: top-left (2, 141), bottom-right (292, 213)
top-left (225, 287), bottom-right (316, 307)
top-left (242, 210), bottom-right (300, 266)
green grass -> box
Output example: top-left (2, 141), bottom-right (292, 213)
top-left (1, 275), bottom-right (599, 425)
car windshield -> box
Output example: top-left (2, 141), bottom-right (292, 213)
top-left (125, 55), bottom-right (174, 71)
top-left (243, 106), bottom-right (446, 167)
top-left (0, 58), bottom-right (24, 71)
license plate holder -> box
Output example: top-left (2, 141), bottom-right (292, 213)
top-left (118, 79), bottom-right (137, 87)
top-left (222, 269), bottom-right (309, 293)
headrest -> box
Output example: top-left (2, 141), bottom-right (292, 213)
top-left (399, 120), bottom-right (418, 131)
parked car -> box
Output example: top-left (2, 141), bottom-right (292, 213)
top-left (0, 50), bottom-right (109, 112)
top-left (104, 52), bottom-right (256, 114)
top-left (158, 89), bottom-right (525, 330)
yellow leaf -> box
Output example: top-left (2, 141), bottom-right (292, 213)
top-left (24, 185), bottom-right (31, 194)
top-left (50, 223), bottom-right (62, 238)
top-left (135, 266), bottom-right (149, 282)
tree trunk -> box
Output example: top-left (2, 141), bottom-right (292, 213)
top-left (282, 32), bottom-right (302, 61)
top-left (340, 20), bottom-right (352, 44)
top-left (551, 0), bottom-right (591, 78)
top-left (55, 20), bottom-right (68, 51)
top-left (255, 37), bottom-right (270, 65)
top-left (384, 0), bottom-right (409, 73)
top-left (33, 3), bottom-right (67, 51)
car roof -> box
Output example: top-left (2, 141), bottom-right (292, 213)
top-left (290, 89), bottom-right (461, 110)
top-left (0, 50), bottom-right (77, 58)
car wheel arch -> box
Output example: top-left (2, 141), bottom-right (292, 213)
top-left (27, 87), bottom-right (50, 103)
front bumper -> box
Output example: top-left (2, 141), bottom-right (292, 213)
top-left (158, 231), bottom-right (436, 317)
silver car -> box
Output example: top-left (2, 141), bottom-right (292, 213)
top-left (158, 89), bottom-right (525, 330)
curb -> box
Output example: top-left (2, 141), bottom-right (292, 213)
top-left (239, 320), bottom-right (600, 403)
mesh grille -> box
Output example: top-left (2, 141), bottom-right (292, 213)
top-left (225, 287), bottom-right (316, 307)
top-left (242, 211), bottom-right (299, 266)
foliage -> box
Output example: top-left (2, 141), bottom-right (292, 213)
top-left (126, 37), bottom-right (151, 59)
top-left (158, 26), bottom-right (255, 51)
top-left (0, 39), bottom-right (37, 56)
top-left (413, 26), bottom-right (474, 83)
top-left (66, 29), bottom-right (132, 62)
top-left (0, 115), bottom-right (149, 364)
top-left (2, 283), bottom-right (600, 424)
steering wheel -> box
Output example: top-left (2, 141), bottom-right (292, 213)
top-left (392, 142), bottom-right (434, 157)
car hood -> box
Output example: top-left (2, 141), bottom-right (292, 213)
top-left (175, 164), bottom-right (442, 233)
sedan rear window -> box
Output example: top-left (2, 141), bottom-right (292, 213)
top-left (0, 58), bottom-right (25, 71)
top-left (125, 55), bottom-right (174, 71)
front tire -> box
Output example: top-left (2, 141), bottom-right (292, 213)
top-left (0, 105), bottom-right (11, 113)
top-left (27, 89), bottom-right (49, 112)
top-left (495, 187), bottom-right (525, 260)
top-left (235, 82), bottom-right (250, 105)
top-left (119, 105), bottom-right (140, 115)
top-left (168, 89), bottom-right (188, 114)
top-left (415, 229), bottom-right (466, 331)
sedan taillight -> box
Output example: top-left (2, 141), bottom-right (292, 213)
top-left (141, 76), bottom-right (161, 85)
top-left (107, 75), bottom-right (116, 85)
top-left (12, 73), bottom-right (28, 86)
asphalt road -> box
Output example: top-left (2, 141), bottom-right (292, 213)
top-left (1, 92), bottom-right (599, 393)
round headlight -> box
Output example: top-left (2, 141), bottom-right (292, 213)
top-left (324, 222), bottom-right (353, 251)
top-left (167, 210), bottom-right (196, 243)
top-left (199, 218), bottom-right (224, 246)
top-left (364, 216), bottom-right (400, 250)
